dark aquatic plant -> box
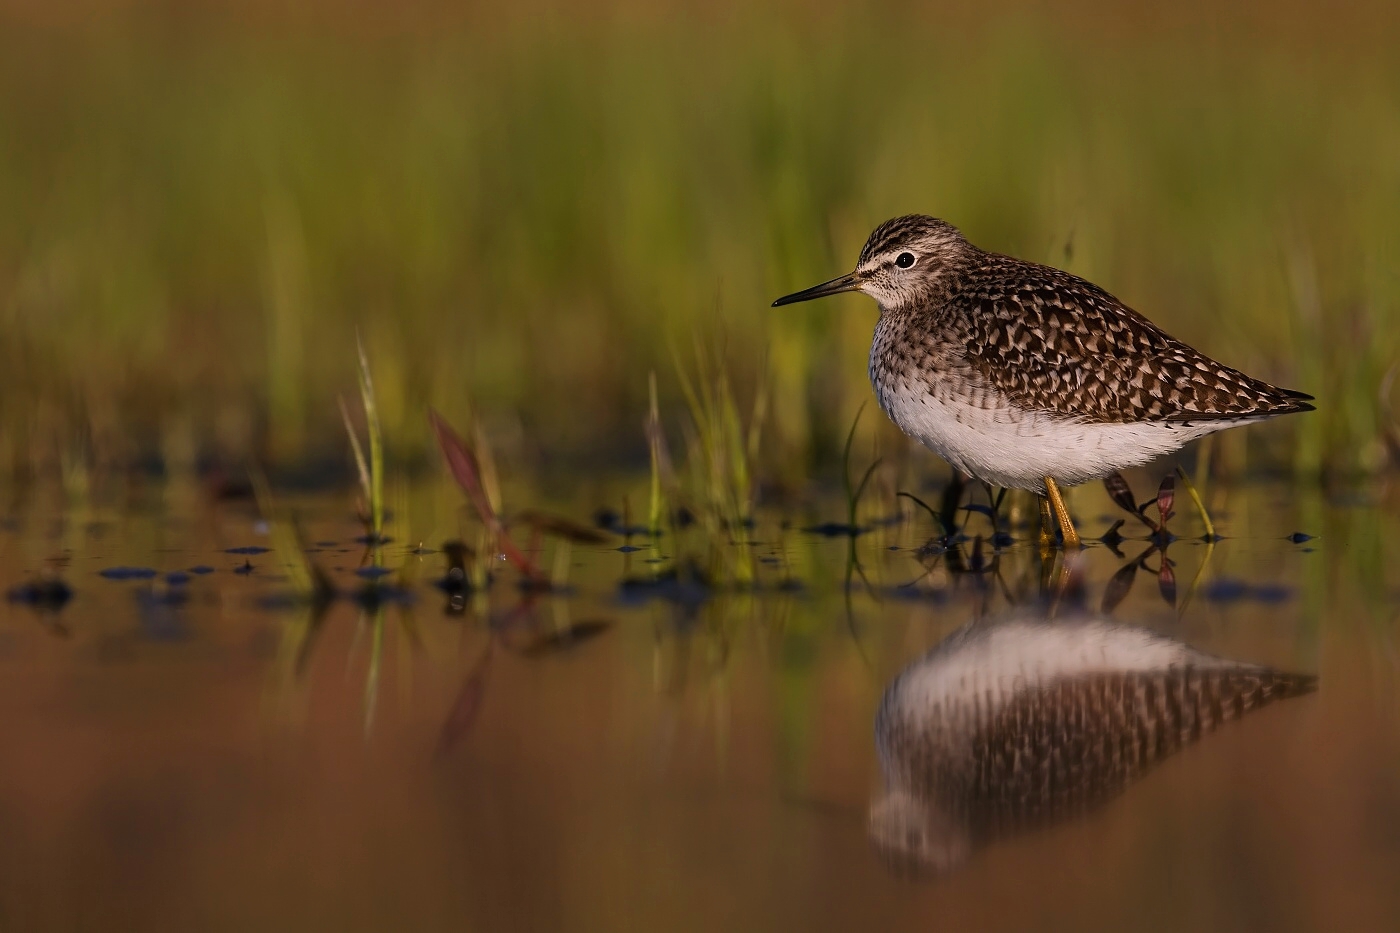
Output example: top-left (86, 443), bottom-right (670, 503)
top-left (436, 540), bottom-right (476, 615)
top-left (1103, 471), bottom-right (1162, 535)
top-left (1104, 466), bottom-right (1219, 545)
top-left (842, 404), bottom-right (880, 537)
top-left (7, 575), bottom-right (73, 614)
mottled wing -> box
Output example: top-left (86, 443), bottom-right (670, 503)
top-left (953, 256), bottom-right (1314, 423)
top-left (964, 666), bottom-right (1316, 835)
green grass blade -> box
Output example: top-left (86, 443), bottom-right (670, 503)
top-left (647, 371), bottom-right (665, 536)
top-left (338, 395), bottom-right (372, 504)
top-left (356, 332), bottom-right (384, 540)
top-left (1175, 464), bottom-right (1216, 540)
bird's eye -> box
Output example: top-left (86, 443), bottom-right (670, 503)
top-left (895, 252), bottom-right (916, 269)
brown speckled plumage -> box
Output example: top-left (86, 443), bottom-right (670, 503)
top-left (867, 216), bottom-right (1313, 424)
top-left (868, 614), bottom-right (1317, 876)
top-left (776, 215), bottom-right (1314, 492)
top-left (964, 666), bottom-right (1315, 833)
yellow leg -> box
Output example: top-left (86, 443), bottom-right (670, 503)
top-left (1037, 495), bottom-right (1055, 551)
top-left (1043, 476), bottom-right (1080, 549)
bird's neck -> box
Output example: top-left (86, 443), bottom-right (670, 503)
top-left (877, 277), bottom-right (964, 323)
top-left (877, 256), bottom-right (977, 321)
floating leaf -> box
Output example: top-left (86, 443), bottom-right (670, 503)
top-left (99, 566), bottom-right (158, 580)
top-left (801, 522), bottom-right (862, 537)
top-left (513, 509), bottom-right (610, 545)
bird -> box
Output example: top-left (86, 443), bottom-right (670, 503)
top-left (868, 610), bottom-right (1317, 877)
top-left (772, 215), bottom-right (1314, 547)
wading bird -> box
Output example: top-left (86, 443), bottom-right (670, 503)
top-left (773, 216), bottom-right (1313, 547)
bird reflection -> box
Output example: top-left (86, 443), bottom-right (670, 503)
top-left (870, 611), bottom-right (1316, 877)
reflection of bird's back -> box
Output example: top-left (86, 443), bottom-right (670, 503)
top-left (871, 615), bottom-right (1316, 876)
top-left (966, 666), bottom-right (1313, 834)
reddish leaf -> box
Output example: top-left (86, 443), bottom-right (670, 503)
top-left (1156, 475), bottom-right (1176, 526)
top-left (429, 409), bottom-right (542, 580)
top-left (435, 641), bottom-right (494, 759)
top-left (429, 409), bottom-right (493, 522)
top-left (1158, 557), bottom-right (1177, 608)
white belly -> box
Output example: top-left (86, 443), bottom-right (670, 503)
top-left (873, 378), bottom-right (1229, 492)
top-left (881, 615), bottom-right (1243, 742)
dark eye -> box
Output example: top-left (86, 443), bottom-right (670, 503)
top-left (895, 252), bottom-right (916, 269)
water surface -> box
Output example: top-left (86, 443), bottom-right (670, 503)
top-left (1, 479), bottom-right (1397, 932)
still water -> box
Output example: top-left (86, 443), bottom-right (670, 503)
top-left (1, 478), bottom-right (1398, 931)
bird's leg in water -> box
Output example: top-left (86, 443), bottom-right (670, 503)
top-left (1044, 476), bottom-right (1080, 549)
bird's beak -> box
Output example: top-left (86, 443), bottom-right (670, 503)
top-left (771, 271), bottom-right (862, 307)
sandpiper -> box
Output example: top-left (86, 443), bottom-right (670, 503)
top-left (773, 215), bottom-right (1314, 547)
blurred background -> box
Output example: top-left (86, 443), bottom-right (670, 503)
top-left (1, 0), bottom-right (1397, 484)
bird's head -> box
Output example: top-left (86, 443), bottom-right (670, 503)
top-left (772, 215), bottom-right (974, 312)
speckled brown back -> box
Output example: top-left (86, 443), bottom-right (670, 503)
top-left (925, 253), bottom-right (1314, 423)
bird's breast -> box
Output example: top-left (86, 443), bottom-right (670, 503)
top-left (868, 318), bottom-right (926, 410)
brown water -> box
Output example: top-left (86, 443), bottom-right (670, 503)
top-left (2, 478), bottom-right (1398, 932)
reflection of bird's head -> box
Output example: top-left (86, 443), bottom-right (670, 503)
top-left (867, 789), bottom-right (971, 878)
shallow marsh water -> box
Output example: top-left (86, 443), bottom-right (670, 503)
top-left (2, 478), bottom-right (1399, 932)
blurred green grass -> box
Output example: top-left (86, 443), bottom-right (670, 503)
top-left (0, 1), bottom-right (1396, 482)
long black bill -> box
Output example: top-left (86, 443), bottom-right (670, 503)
top-left (771, 271), bottom-right (862, 307)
